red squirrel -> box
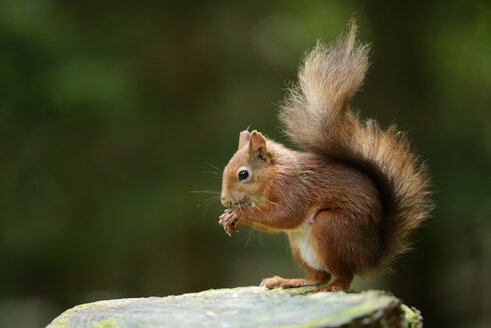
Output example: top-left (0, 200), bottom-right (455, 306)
top-left (218, 22), bottom-right (432, 293)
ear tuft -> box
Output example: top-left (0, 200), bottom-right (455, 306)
top-left (249, 131), bottom-right (266, 149)
top-left (249, 130), bottom-right (268, 162)
top-left (238, 130), bottom-right (251, 149)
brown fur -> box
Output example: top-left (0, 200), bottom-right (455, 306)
top-left (219, 21), bottom-right (432, 292)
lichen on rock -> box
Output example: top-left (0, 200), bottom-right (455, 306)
top-left (46, 286), bottom-right (422, 328)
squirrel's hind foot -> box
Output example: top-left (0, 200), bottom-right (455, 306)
top-left (310, 276), bottom-right (352, 293)
top-left (260, 276), bottom-right (324, 289)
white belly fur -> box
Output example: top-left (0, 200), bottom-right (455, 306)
top-left (289, 209), bottom-right (326, 271)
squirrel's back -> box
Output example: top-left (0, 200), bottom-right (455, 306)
top-left (279, 22), bottom-right (433, 268)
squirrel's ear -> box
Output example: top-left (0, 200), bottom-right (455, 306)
top-left (238, 130), bottom-right (251, 150)
top-left (249, 130), bottom-right (269, 162)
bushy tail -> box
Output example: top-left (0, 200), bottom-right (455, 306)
top-left (280, 22), bottom-right (433, 267)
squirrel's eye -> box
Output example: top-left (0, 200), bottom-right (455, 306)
top-left (238, 170), bottom-right (249, 181)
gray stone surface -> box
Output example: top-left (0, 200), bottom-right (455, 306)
top-left (46, 286), bottom-right (422, 328)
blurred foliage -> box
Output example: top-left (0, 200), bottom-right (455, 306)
top-left (0, 1), bottom-right (490, 327)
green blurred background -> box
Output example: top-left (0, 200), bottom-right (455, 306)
top-left (1, 0), bottom-right (490, 327)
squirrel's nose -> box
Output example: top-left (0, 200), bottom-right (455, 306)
top-left (221, 196), bottom-right (229, 207)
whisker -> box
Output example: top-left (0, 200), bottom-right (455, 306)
top-left (234, 194), bottom-right (242, 210)
top-left (250, 205), bottom-right (264, 216)
top-left (202, 171), bottom-right (222, 176)
top-left (197, 196), bottom-right (220, 208)
top-left (205, 163), bottom-right (223, 174)
top-left (244, 227), bottom-right (253, 248)
top-left (192, 190), bottom-right (221, 195)
top-left (196, 196), bottom-right (223, 218)
top-left (248, 196), bottom-right (265, 215)
top-left (257, 230), bottom-right (264, 247)
top-left (201, 199), bottom-right (220, 217)
top-left (199, 195), bottom-right (221, 202)
top-left (251, 195), bottom-right (278, 206)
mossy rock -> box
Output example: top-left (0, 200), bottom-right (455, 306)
top-left (46, 286), bottom-right (422, 328)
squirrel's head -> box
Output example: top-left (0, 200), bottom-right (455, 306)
top-left (221, 130), bottom-right (272, 207)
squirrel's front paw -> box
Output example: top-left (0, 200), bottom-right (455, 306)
top-left (218, 209), bottom-right (242, 236)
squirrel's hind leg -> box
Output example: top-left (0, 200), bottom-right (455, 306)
top-left (260, 234), bottom-right (331, 289)
top-left (309, 209), bottom-right (378, 292)
top-left (311, 273), bottom-right (353, 293)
